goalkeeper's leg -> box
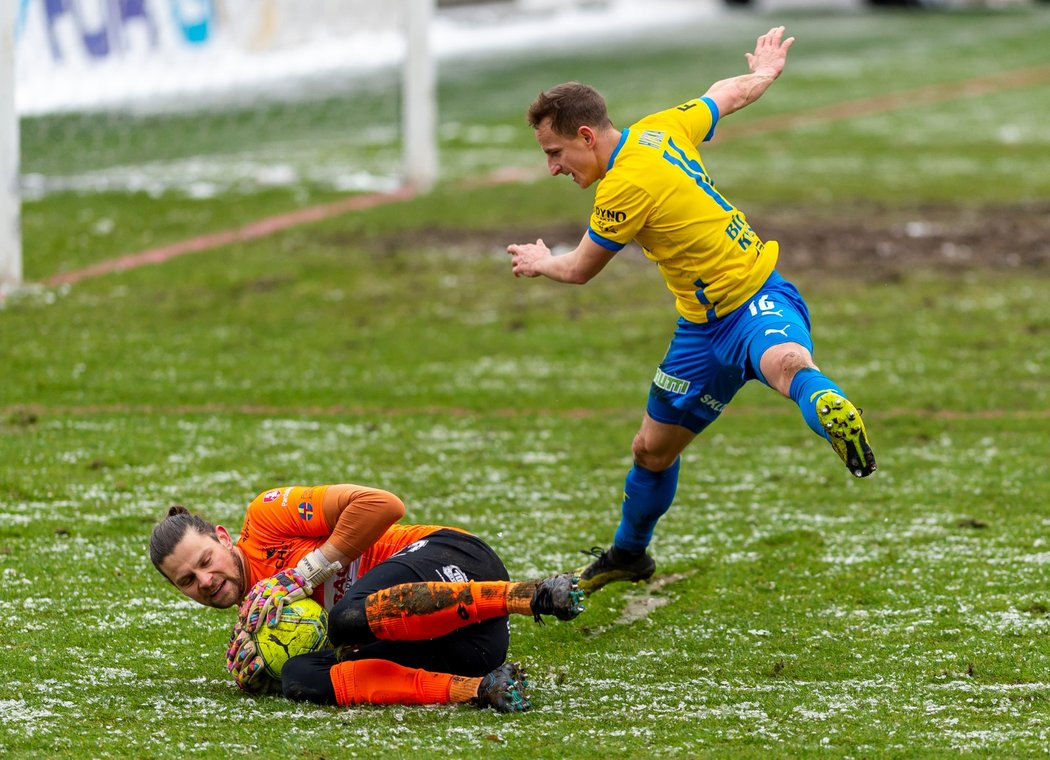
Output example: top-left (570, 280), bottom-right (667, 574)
top-left (327, 530), bottom-right (581, 648)
top-left (330, 575), bottom-right (582, 646)
top-left (281, 652), bottom-right (529, 711)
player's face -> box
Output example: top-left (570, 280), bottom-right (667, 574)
top-left (160, 526), bottom-right (245, 609)
top-left (535, 119), bottom-right (601, 189)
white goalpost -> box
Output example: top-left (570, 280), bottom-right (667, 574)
top-left (403, 0), bottom-right (438, 191)
top-left (5, 0), bottom-right (661, 292)
top-left (1, 0), bottom-right (20, 293)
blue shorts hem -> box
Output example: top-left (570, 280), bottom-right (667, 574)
top-left (646, 395), bottom-right (712, 434)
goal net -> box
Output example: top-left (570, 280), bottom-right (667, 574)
top-left (3, 0), bottom-right (440, 289)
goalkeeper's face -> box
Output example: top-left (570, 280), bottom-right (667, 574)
top-left (160, 526), bottom-right (246, 609)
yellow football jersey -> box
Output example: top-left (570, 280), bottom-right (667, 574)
top-left (588, 96), bottom-right (778, 323)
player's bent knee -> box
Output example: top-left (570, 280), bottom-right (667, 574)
top-left (631, 442), bottom-right (678, 473)
top-left (762, 344), bottom-right (816, 396)
top-left (326, 599), bottom-right (373, 648)
top-left (630, 433), bottom-right (646, 461)
top-left (784, 349), bottom-right (815, 374)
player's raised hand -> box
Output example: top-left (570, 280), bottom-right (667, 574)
top-left (506, 238), bottom-right (552, 278)
top-left (745, 26), bottom-right (795, 80)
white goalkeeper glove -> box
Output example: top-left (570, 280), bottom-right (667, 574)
top-left (296, 548), bottom-right (343, 589)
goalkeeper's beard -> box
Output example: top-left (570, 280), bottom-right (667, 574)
top-left (207, 546), bottom-right (249, 609)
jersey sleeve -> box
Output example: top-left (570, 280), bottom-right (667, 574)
top-left (647, 96), bottom-right (719, 146)
top-left (242, 486), bottom-right (333, 543)
top-left (237, 486), bottom-right (333, 589)
top-left (324, 484), bottom-right (405, 560)
top-left (588, 175), bottom-right (656, 251)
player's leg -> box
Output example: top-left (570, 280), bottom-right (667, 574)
top-left (348, 533), bottom-right (534, 711)
top-left (579, 317), bottom-right (733, 593)
top-left (742, 272), bottom-right (876, 477)
top-left (624, 413), bottom-right (697, 541)
top-left (284, 533), bottom-right (531, 711)
top-left (281, 650), bottom-right (529, 712)
top-left (328, 554), bottom-right (516, 681)
top-left (576, 413), bottom-right (694, 594)
top-left (363, 574), bottom-right (583, 637)
top-left (327, 531), bottom-right (581, 648)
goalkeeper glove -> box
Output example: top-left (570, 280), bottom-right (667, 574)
top-left (239, 548), bottom-right (341, 632)
top-left (225, 621), bottom-right (279, 695)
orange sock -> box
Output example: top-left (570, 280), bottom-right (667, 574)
top-left (366, 580), bottom-right (528, 640)
top-left (329, 658), bottom-right (482, 706)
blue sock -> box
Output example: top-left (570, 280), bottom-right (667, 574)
top-left (789, 368), bottom-right (845, 440)
top-left (613, 458), bottom-right (680, 553)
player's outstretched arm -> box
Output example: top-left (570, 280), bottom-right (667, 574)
top-left (703, 26), bottom-right (795, 119)
top-left (507, 232), bottom-right (616, 284)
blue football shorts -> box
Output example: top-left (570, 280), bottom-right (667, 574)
top-left (646, 270), bottom-right (814, 434)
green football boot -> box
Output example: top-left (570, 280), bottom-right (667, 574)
top-left (814, 391), bottom-right (877, 478)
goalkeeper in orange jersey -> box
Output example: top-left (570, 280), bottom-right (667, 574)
top-left (149, 483), bottom-right (584, 712)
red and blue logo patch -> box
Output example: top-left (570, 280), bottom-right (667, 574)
top-left (297, 501), bottom-right (314, 521)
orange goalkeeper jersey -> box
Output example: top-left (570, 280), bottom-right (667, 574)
top-left (236, 485), bottom-right (451, 609)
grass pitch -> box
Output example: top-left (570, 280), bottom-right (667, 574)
top-left (2, 6), bottom-right (1050, 759)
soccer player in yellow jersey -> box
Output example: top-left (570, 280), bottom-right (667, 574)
top-left (507, 26), bottom-right (876, 594)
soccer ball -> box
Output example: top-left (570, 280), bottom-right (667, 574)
top-left (250, 597), bottom-right (330, 679)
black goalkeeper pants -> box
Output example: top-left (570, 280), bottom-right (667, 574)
top-left (281, 529), bottom-right (511, 704)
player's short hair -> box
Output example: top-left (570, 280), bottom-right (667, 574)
top-left (149, 505), bottom-right (218, 571)
top-left (527, 81), bottom-right (613, 136)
